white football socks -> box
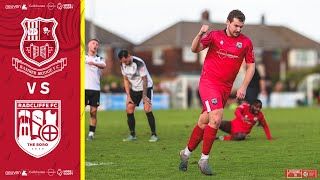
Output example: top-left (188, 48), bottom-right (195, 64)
top-left (184, 147), bottom-right (192, 157)
top-left (89, 131), bottom-right (94, 137)
top-left (201, 153), bottom-right (209, 160)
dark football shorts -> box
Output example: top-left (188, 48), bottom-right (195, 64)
top-left (85, 90), bottom-right (100, 107)
top-left (130, 87), bottom-right (153, 106)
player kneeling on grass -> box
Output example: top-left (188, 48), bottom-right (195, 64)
top-left (217, 99), bottom-right (272, 141)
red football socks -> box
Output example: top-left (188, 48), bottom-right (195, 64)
top-left (202, 125), bottom-right (218, 155)
top-left (223, 135), bottom-right (231, 141)
top-left (187, 125), bottom-right (204, 151)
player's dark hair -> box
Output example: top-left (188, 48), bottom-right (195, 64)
top-left (118, 49), bottom-right (129, 59)
top-left (227, 9), bottom-right (245, 22)
top-left (251, 99), bottom-right (262, 106)
top-left (88, 38), bottom-right (100, 43)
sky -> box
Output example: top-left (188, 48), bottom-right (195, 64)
top-left (85, 0), bottom-right (320, 45)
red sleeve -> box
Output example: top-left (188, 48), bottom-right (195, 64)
top-left (234, 105), bottom-right (245, 119)
top-left (259, 114), bottom-right (272, 140)
top-left (201, 31), bottom-right (214, 49)
top-left (245, 39), bottom-right (255, 64)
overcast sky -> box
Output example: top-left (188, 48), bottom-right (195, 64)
top-left (85, 0), bottom-right (320, 44)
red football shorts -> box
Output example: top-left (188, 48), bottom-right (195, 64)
top-left (231, 120), bottom-right (250, 135)
top-left (199, 78), bottom-right (230, 113)
top-left (231, 122), bottom-right (245, 135)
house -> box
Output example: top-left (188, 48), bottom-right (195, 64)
top-left (85, 20), bottom-right (133, 76)
top-left (134, 11), bottom-right (320, 80)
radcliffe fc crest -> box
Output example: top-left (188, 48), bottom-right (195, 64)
top-left (15, 100), bottom-right (61, 158)
top-left (12, 17), bottom-right (67, 78)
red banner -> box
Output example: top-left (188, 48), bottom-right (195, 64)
top-left (0, 1), bottom-right (83, 179)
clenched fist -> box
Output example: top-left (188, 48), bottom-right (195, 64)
top-left (198, 25), bottom-right (209, 36)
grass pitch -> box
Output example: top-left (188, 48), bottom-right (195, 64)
top-left (85, 107), bottom-right (320, 179)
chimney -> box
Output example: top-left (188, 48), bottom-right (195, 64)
top-left (201, 10), bottom-right (210, 24)
top-left (261, 14), bottom-right (265, 25)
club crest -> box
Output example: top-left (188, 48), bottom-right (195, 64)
top-left (12, 17), bottom-right (67, 78)
top-left (211, 98), bottom-right (218, 105)
top-left (20, 17), bottom-right (59, 67)
top-left (236, 42), bottom-right (242, 49)
top-left (15, 100), bottom-right (61, 158)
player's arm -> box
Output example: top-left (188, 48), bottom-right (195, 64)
top-left (137, 64), bottom-right (151, 105)
top-left (88, 57), bottom-right (106, 69)
top-left (123, 75), bottom-right (133, 104)
top-left (234, 105), bottom-right (244, 118)
top-left (141, 75), bottom-right (151, 105)
top-left (259, 116), bottom-right (272, 140)
top-left (191, 25), bottom-right (209, 53)
top-left (234, 105), bottom-right (249, 121)
top-left (236, 63), bottom-right (255, 99)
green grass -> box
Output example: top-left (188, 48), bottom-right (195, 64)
top-left (85, 107), bottom-right (320, 179)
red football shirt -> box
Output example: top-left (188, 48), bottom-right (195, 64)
top-left (232, 104), bottom-right (272, 139)
top-left (201, 29), bottom-right (255, 90)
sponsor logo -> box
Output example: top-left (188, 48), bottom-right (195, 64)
top-left (22, 4), bottom-right (27, 10)
top-left (12, 17), bottom-right (67, 78)
top-left (47, 169), bottom-right (55, 176)
top-left (286, 169), bottom-right (302, 178)
top-left (302, 170), bottom-right (318, 178)
top-left (285, 169), bottom-right (318, 178)
top-left (5, 171), bottom-right (21, 176)
top-left (28, 170), bottom-right (46, 176)
top-left (57, 3), bottom-right (63, 10)
top-left (216, 49), bottom-right (239, 59)
top-left (47, 2), bottom-right (55, 10)
top-left (57, 169), bottom-right (63, 176)
top-left (29, 4), bottom-right (46, 8)
top-left (5, 4), bottom-right (21, 9)
top-left (62, 170), bottom-right (74, 176)
top-left (15, 100), bottom-right (61, 158)
top-left (21, 170), bottom-right (28, 176)
top-left (57, 3), bottom-right (74, 10)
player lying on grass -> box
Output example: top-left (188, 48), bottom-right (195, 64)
top-left (217, 99), bottom-right (272, 141)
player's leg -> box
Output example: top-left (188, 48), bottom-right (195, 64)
top-left (179, 111), bottom-right (208, 171)
top-left (218, 120), bottom-right (231, 133)
top-left (123, 89), bottom-right (139, 141)
top-left (143, 88), bottom-right (158, 142)
top-left (245, 87), bottom-right (258, 104)
top-left (216, 120), bottom-right (232, 140)
top-left (199, 108), bottom-right (222, 175)
top-left (85, 90), bottom-right (89, 107)
top-left (87, 90), bottom-right (100, 140)
top-left (231, 132), bottom-right (247, 141)
top-left (198, 87), bottom-right (228, 175)
top-left (179, 83), bottom-right (210, 172)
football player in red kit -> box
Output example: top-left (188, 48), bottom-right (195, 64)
top-left (179, 9), bottom-right (255, 175)
top-left (217, 99), bottom-right (272, 141)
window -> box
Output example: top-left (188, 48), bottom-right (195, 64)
top-left (182, 46), bottom-right (197, 63)
top-left (152, 48), bottom-right (164, 65)
top-left (272, 49), bottom-right (282, 61)
top-left (289, 49), bottom-right (317, 67)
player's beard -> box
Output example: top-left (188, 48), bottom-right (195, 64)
top-left (233, 31), bottom-right (240, 37)
top-left (227, 28), bottom-right (240, 38)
